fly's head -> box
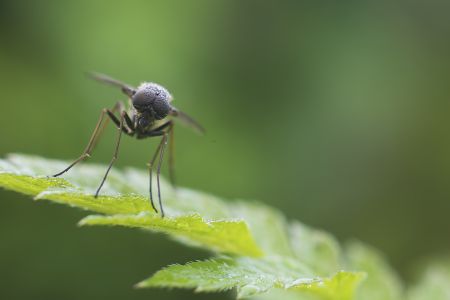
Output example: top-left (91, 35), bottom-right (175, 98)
top-left (132, 82), bottom-right (172, 129)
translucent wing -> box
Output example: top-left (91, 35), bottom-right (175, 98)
top-left (170, 107), bottom-right (205, 135)
top-left (87, 72), bottom-right (136, 97)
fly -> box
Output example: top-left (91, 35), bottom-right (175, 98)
top-left (52, 72), bottom-right (204, 217)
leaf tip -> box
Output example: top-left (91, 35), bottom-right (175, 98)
top-left (134, 280), bottom-right (148, 289)
top-left (77, 215), bottom-right (97, 227)
top-left (77, 219), bottom-right (87, 227)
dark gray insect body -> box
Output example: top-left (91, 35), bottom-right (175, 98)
top-left (52, 72), bottom-right (204, 217)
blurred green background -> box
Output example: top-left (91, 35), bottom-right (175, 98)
top-left (1, 1), bottom-right (449, 299)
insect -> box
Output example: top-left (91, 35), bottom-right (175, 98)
top-left (52, 72), bottom-right (204, 217)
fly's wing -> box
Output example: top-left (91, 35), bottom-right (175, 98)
top-left (170, 107), bottom-right (205, 135)
top-left (87, 72), bottom-right (136, 97)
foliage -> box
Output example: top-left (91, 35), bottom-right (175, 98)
top-left (0, 154), bottom-right (447, 299)
top-left (407, 258), bottom-right (450, 300)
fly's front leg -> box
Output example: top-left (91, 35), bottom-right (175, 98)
top-left (53, 102), bottom-right (123, 177)
top-left (94, 111), bottom-right (127, 197)
top-left (105, 105), bottom-right (134, 136)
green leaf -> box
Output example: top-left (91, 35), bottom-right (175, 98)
top-left (407, 257), bottom-right (450, 300)
top-left (288, 221), bottom-right (342, 276)
top-left (138, 256), bottom-right (364, 299)
top-left (290, 271), bottom-right (367, 300)
top-left (231, 202), bottom-right (294, 257)
top-left (0, 154), bottom-right (261, 257)
top-left (80, 213), bottom-right (262, 257)
top-left (0, 153), bottom-right (368, 299)
top-left (345, 242), bottom-right (404, 300)
top-left (252, 241), bottom-right (406, 300)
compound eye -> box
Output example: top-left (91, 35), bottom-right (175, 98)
top-left (132, 91), bottom-right (151, 110)
top-left (153, 98), bottom-right (170, 120)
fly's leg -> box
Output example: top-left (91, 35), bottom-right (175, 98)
top-left (148, 136), bottom-right (164, 214)
top-left (53, 102), bottom-right (123, 177)
top-left (156, 132), bottom-right (169, 218)
top-left (168, 123), bottom-right (175, 187)
top-left (144, 121), bottom-right (173, 217)
top-left (94, 111), bottom-right (128, 197)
